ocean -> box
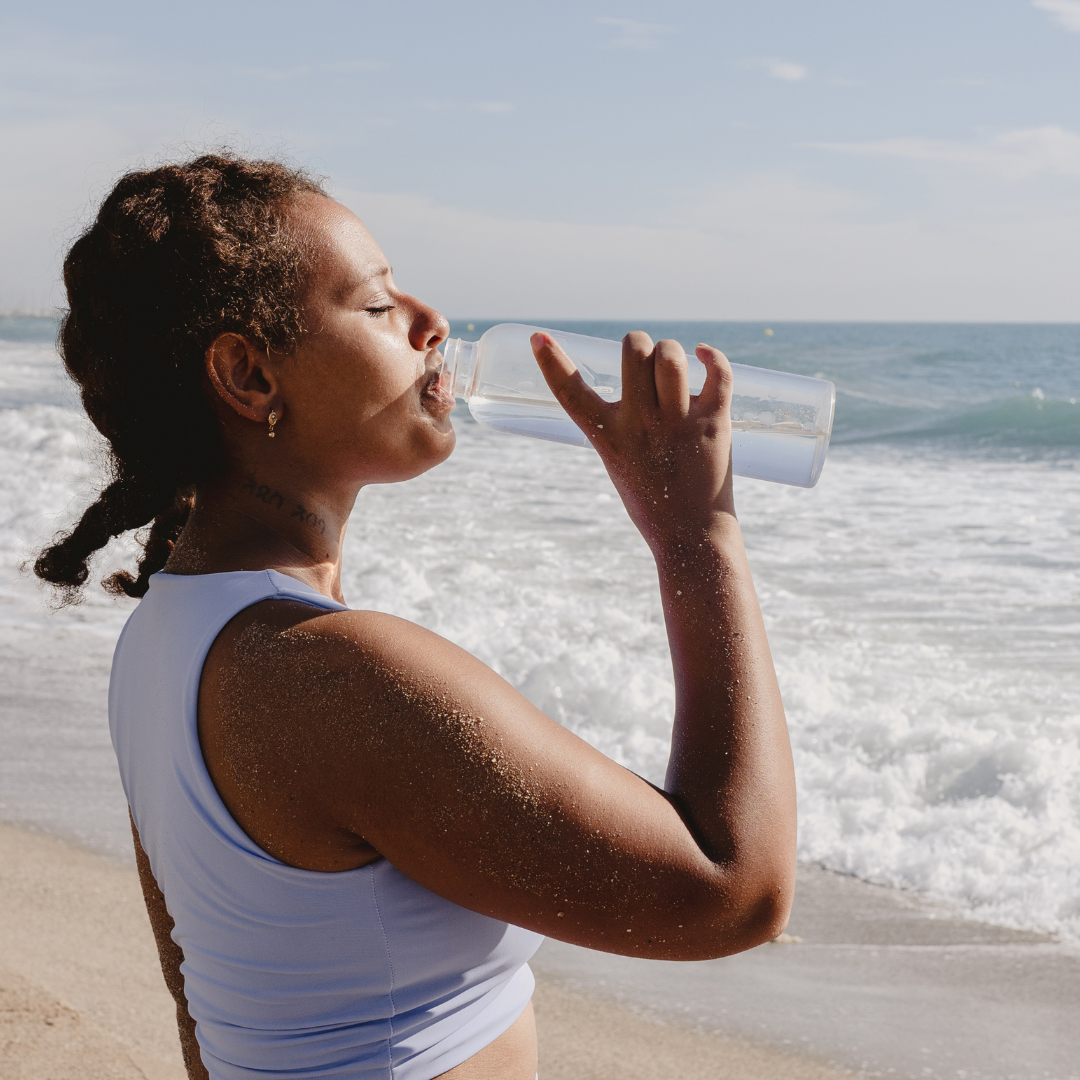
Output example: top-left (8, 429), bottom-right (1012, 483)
top-left (2, 315), bottom-right (1078, 943)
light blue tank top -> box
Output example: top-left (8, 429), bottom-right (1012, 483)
top-left (110, 570), bottom-right (543, 1080)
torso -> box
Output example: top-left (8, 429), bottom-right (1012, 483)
top-left (116, 568), bottom-right (542, 1080)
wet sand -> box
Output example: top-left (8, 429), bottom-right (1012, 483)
top-left (0, 822), bottom-right (849, 1080)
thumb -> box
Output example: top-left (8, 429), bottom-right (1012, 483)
top-left (531, 332), bottom-right (609, 436)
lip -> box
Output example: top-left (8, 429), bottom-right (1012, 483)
top-left (419, 347), bottom-right (455, 416)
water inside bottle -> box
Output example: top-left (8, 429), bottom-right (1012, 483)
top-left (468, 398), bottom-right (591, 446)
top-left (730, 427), bottom-right (827, 487)
top-left (468, 397), bottom-right (829, 487)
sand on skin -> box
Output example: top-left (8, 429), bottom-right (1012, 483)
top-left (0, 822), bottom-right (850, 1080)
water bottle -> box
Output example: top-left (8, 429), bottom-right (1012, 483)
top-left (440, 324), bottom-right (836, 488)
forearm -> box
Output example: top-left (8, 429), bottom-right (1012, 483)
top-left (656, 517), bottom-right (796, 890)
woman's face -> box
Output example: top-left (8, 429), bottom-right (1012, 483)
top-left (273, 193), bottom-right (456, 487)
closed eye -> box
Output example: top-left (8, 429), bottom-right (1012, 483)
top-left (364, 304), bottom-right (395, 318)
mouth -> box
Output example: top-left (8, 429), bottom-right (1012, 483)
top-left (419, 350), bottom-right (455, 417)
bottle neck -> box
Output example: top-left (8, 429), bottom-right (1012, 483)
top-left (439, 337), bottom-right (479, 400)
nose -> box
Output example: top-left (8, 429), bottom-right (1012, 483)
top-left (406, 296), bottom-right (450, 353)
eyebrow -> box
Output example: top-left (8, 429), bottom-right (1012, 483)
top-left (359, 265), bottom-right (392, 284)
top-left (334, 265), bottom-right (393, 304)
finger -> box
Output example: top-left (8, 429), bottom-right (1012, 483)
top-left (621, 331), bottom-right (657, 413)
top-left (531, 333), bottom-right (609, 436)
top-left (653, 339), bottom-right (690, 417)
top-left (691, 345), bottom-right (734, 416)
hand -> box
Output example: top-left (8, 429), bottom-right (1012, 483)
top-left (531, 331), bottom-right (737, 550)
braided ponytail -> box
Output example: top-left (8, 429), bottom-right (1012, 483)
top-left (35, 153), bottom-right (324, 603)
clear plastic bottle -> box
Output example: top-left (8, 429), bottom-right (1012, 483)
top-left (440, 323), bottom-right (836, 488)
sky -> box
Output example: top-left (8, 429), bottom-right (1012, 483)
top-left (1, 0), bottom-right (1078, 321)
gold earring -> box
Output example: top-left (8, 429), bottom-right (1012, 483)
top-left (268, 410), bottom-right (278, 438)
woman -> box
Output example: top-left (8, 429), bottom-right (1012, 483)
top-left (36, 154), bottom-right (796, 1080)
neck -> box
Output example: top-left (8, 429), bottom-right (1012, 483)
top-left (166, 470), bottom-right (357, 603)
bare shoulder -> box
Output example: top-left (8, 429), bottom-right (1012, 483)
top-left (202, 597), bottom-right (544, 733)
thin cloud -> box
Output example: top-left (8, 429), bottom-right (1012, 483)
top-left (741, 57), bottom-right (809, 82)
top-left (1032, 0), bottom-right (1080, 33)
top-left (595, 17), bottom-right (676, 51)
top-left (474, 102), bottom-right (513, 114)
top-left (809, 126), bottom-right (1080, 179)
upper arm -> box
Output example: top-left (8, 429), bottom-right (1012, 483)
top-left (198, 603), bottom-right (782, 959)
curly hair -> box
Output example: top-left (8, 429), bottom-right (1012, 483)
top-left (34, 153), bottom-right (326, 604)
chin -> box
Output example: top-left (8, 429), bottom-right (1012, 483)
top-left (371, 425), bottom-right (456, 486)
top-left (418, 403), bottom-right (457, 463)
top-left (426, 422), bottom-right (457, 468)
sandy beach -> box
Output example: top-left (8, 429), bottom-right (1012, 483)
top-left (0, 822), bottom-right (851, 1080)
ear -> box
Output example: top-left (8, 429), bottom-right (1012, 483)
top-left (205, 334), bottom-right (278, 424)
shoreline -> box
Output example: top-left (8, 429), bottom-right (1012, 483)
top-left (0, 822), bottom-right (851, 1080)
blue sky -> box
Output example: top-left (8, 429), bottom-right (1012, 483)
top-left (2, 0), bottom-right (1078, 319)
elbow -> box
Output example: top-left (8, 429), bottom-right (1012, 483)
top-left (708, 819), bottom-right (798, 955)
top-left (730, 876), bottom-right (794, 951)
top-left (681, 857), bottom-right (796, 960)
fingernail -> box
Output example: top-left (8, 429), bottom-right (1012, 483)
top-left (531, 332), bottom-right (548, 349)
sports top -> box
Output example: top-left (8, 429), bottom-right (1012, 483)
top-left (110, 569), bottom-right (543, 1080)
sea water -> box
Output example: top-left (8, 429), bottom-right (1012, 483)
top-left (2, 316), bottom-right (1079, 942)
